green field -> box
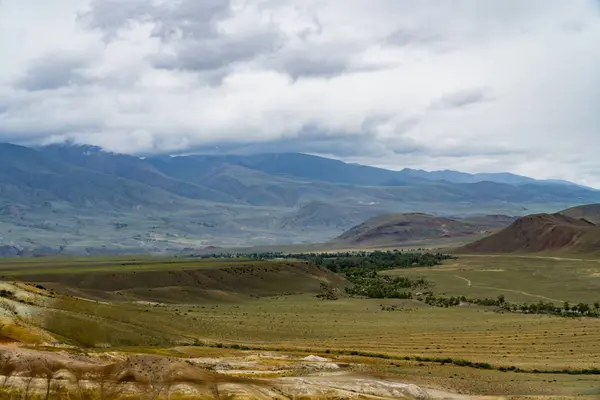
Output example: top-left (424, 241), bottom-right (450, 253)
top-left (385, 255), bottom-right (600, 304)
top-left (2, 253), bottom-right (600, 398)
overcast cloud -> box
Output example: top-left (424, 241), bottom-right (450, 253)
top-left (1, 0), bottom-right (600, 185)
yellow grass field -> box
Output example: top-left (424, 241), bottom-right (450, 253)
top-left (1, 253), bottom-right (600, 398)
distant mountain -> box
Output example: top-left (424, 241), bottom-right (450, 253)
top-left (151, 152), bottom-right (595, 189)
top-left (0, 143), bottom-right (183, 209)
top-left (148, 153), bottom-right (422, 187)
top-left (279, 201), bottom-right (385, 231)
top-left (0, 142), bottom-right (599, 254)
top-left (39, 144), bottom-right (238, 204)
top-left (401, 168), bottom-right (592, 189)
top-left (560, 204), bottom-right (600, 224)
top-left (456, 213), bottom-right (600, 254)
top-left (400, 169), bottom-right (535, 185)
top-left (332, 213), bottom-right (514, 248)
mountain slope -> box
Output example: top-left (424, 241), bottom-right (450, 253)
top-left (456, 213), bottom-right (600, 254)
top-left (39, 145), bottom-right (237, 204)
top-left (401, 169), bottom-right (538, 185)
top-left (401, 168), bottom-right (592, 188)
top-left (278, 201), bottom-right (385, 231)
top-left (333, 213), bottom-right (507, 247)
top-left (0, 143), bottom-right (184, 209)
top-left (560, 204), bottom-right (600, 224)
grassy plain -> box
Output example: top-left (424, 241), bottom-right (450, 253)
top-left (2, 254), bottom-right (600, 398)
top-left (385, 255), bottom-right (600, 304)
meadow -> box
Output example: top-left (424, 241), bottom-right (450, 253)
top-left (1, 253), bottom-right (600, 398)
top-left (385, 254), bottom-right (600, 304)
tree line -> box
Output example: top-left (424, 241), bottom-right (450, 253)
top-left (423, 294), bottom-right (600, 318)
top-left (190, 250), bottom-right (454, 273)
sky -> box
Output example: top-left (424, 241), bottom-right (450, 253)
top-left (1, 1), bottom-right (600, 185)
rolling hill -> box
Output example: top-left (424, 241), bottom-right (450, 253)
top-left (11, 259), bottom-right (345, 303)
top-left (560, 203), bottom-right (600, 224)
top-left (332, 213), bottom-right (515, 247)
top-left (1, 142), bottom-right (599, 254)
top-left (456, 213), bottom-right (600, 254)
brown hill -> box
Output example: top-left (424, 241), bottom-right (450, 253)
top-left (560, 203), bottom-right (600, 224)
top-left (15, 261), bottom-right (345, 303)
top-left (332, 213), bottom-right (510, 247)
top-left (457, 213), bottom-right (600, 254)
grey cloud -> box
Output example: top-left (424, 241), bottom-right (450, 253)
top-left (269, 54), bottom-right (349, 79)
top-left (426, 144), bottom-right (526, 158)
top-left (16, 53), bottom-right (90, 91)
top-left (79, 0), bottom-right (154, 37)
top-left (148, 0), bottom-right (231, 39)
top-left (386, 28), bottom-right (442, 47)
top-left (430, 89), bottom-right (493, 110)
top-left (82, 0), bottom-right (231, 44)
top-left (84, 0), bottom-right (356, 79)
top-left (154, 31), bottom-right (283, 72)
top-left (176, 119), bottom-right (426, 159)
top-left (0, 131), bottom-right (64, 146)
top-left (174, 133), bottom-right (387, 159)
top-left (85, 0), bottom-right (287, 75)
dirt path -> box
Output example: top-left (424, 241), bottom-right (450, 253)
top-left (460, 254), bottom-right (600, 263)
top-left (453, 275), bottom-right (563, 303)
top-left (454, 275), bottom-right (472, 287)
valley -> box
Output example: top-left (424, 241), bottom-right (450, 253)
top-left (0, 250), bottom-right (600, 399)
top-left (2, 145), bottom-right (600, 398)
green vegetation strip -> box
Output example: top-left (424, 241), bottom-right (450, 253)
top-left (239, 251), bottom-right (451, 299)
top-left (423, 295), bottom-right (600, 318)
top-left (181, 341), bottom-right (600, 376)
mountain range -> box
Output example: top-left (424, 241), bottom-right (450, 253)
top-left (1, 142), bottom-right (599, 256)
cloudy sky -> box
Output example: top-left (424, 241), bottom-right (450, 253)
top-left (1, 1), bottom-right (600, 185)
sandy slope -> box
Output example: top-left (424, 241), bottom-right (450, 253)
top-left (0, 344), bottom-right (495, 399)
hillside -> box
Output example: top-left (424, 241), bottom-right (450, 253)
top-left (457, 213), bottom-right (600, 254)
top-left (332, 213), bottom-right (512, 247)
top-left (560, 203), bottom-right (600, 224)
top-left (1, 142), bottom-right (599, 254)
top-left (0, 143), bottom-right (186, 209)
top-left (2, 258), bottom-right (346, 303)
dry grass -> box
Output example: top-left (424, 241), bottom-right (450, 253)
top-left (5, 253), bottom-right (600, 397)
top-left (24, 254), bottom-right (600, 371)
top-left (35, 292), bottom-right (600, 370)
top-left (385, 254), bottom-right (600, 303)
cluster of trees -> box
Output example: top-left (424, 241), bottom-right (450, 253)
top-left (422, 294), bottom-right (600, 318)
top-left (344, 269), bottom-right (430, 299)
top-left (191, 250), bottom-right (454, 273)
top-left (300, 251), bottom-right (454, 273)
top-left (423, 295), bottom-right (506, 308)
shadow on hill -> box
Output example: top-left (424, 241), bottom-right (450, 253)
top-left (20, 261), bottom-right (347, 303)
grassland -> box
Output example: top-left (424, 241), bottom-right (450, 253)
top-left (1, 253), bottom-right (600, 398)
top-left (384, 255), bottom-right (600, 304)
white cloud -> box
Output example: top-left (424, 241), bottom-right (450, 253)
top-left (1, 0), bottom-right (600, 185)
